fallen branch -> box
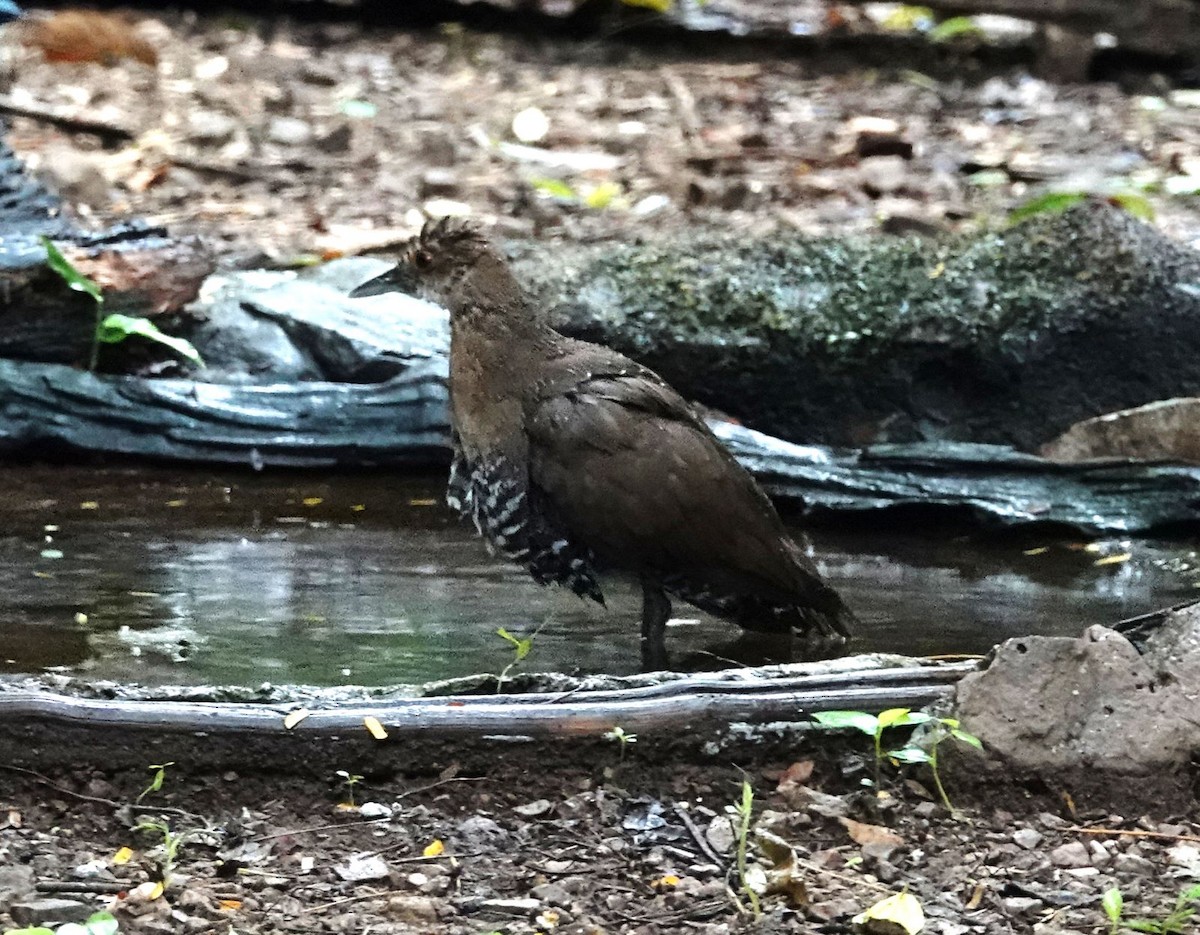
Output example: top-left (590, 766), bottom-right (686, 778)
top-left (0, 94), bottom-right (134, 141)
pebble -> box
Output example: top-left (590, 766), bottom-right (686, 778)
top-left (268, 117), bottom-right (315, 147)
top-left (530, 882), bottom-right (572, 906)
top-left (188, 110), bottom-right (238, 145)
top-left (1049, 841), bottom-right (1091, 868)
top-left (513, 798), bottom-right (554, 818)
top-left (1113, 853), bottom-right (1156, 876)
top-left (1002, 896), bottom-right (1043, 916)
top-left (385, 895), bottom-right (440, 923)
top-left (705, 815), bottom-right (737, 855)
top-left (1013, 828), bottom-right (1044, 850)
top-left (859, 155), bottom-right (908, 195)
top-left (419, 169), bottom-right (460, 198)
top-left (9, 899), bottom-right (94, 927)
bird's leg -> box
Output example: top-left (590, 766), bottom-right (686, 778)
top-left (640, 576), bottom-right (671, 672)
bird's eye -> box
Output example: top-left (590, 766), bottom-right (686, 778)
top-left (414, 250), bottom-right (433, 269)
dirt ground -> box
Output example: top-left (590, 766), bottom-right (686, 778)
top-left (4, 8), bottom-right (1200, 935)
top-left (5, 7), bottom-right (1200, 266)
top-left (2, 735), bottom-right (1199, 935)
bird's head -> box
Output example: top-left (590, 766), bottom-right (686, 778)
top-left (349, 217), bottom-right (510, 314)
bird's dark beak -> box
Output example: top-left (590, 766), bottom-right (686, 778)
top-left (348, 265), bottom-right (416, 299)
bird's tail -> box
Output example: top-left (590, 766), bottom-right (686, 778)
top-left (663, 577), bottom-right (855, 642)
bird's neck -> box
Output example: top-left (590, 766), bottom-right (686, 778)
top-left (447, 263), bottom-right (561, 455)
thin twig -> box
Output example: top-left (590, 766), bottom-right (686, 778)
top-left (394, 776), bottom-right (486, 800)
top-left (0, 94), bottom-right (134, 140)
top-left (36, 881), bottom-right (128, 895)
top-left (673, 803), bottom-right (726, 867)
top-left (301, 888), bottom-right (393, 915)
top-left (0, 764), bottom-right (195, 819)
top-left (1067, 826), bottom-right (1200, 845)
top-left (796, 857), bottom-right (894, 894)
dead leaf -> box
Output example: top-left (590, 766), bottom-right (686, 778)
top-left (363, 716), bottom-right (388, 740)
top-left (757, 830), bottom-right (809, 908)
top-left (778, 760), bottom-right (815, 788)
top-left (964, 882), bottom-right (984, 910)
top-left (423, 839), bottom-right (445, 858)
top-left (112, 846), bottom-right (134, 865)
top-left (853, 890), bottom-right (925, 934)
top-left (840, 817), bottom-right (904, 849)
top-left (282, 709), bottom-right (311, 730)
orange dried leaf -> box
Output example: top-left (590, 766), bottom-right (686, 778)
top-left (839, 817), bottom-right (904, 848)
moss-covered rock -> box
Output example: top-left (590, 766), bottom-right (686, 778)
top-left (513, 201), bottom-right (1200, 450)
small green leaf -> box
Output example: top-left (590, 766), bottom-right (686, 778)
top-left (1109, 192), bottom-right (1155, 219)
top-left (496, 627), bottom-right (520, 648)
top-left (618, 0), bottom-right (672, 12)
top-left (1102, 888), bottom-right (1124, 924)
top-left (3, 928), bottom-right (57, 935)
top-left (951, 729), bottom-right (984, 749)
top-left (1008, 192), bottom-right (1088, 225)
top-left (96, 314), bottom-right (204, 366)
top-left (41, 236), bottom-right (103, 304)
top-left (1124, 921), bottom-right (1163, 933)
top-left (812, 710), bottom-right (878, 735)
top-left (929, 15), bottom-right (983, 42)
top-left (515, 638), bottom-right (532, 662)
top-left (84, 915), bottom-right (119, 935)
top-left (876, 708), bottom-right (912, 729)
top-left (530, 177), bottom-right (577, 200)
top-left (584, 181), bottom-right (622, 210)
top-left (1179, 884), bottom-right (1200, 901)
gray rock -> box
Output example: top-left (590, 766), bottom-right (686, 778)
top-left (1013, 828), bottom-right (1044, 850)
top-left (334, 853), bottom-right (390, 882)
top-left (513, 798), bottom-right (553, 818)
top-left (1002, 896), bottom-right (1044, 916)
top-left (529, 882), bottom-right (572, 906)
top-left (188, 110), bottom-right (238, 144)
top-left (859, 155), bottom-right (909, 195)
top-left (705, 815), bottom-right (737, 855)
top-left (1042, 397), bottom-right (1200, 464)
top-left (9, 898), bottom-right (94, 927)
top-left (267, 117), bottom-right (315, 147)
top-left (420, 169), bottom-right (460, 197)
top-left (1113, 853), bottom-right (1156, 876)
top-left (0, 865), bottom-right (34, 903)
top-left (1049, 842), bottom-right (1091, 868)
top-left (956, 607), bottom-right (1200, 772)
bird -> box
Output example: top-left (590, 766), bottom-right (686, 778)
top-left (350, 218), bottom-right (855, 670)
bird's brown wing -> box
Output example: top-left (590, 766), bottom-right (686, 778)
top-left (526, 372), bottom-right (829, 605)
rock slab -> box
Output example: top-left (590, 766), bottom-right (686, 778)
top-left (956, 605), bottom-right (1200, 772)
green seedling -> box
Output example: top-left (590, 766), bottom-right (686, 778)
top-left (136, 761), bottom-right (174, 806)
top-left (4, 911), bottom-right (119, 935)
top-left (812, 708), bottom-right (932, 786)
top-left (134, 818), bottom-right (196, 885)
top-left (494, 624), bottom-right (543, 692)
top-left (1105, 884), bottom-right (1200, 934)
top-left (732, 779), bottom-right (761, 918)
top-left (336, 770), bottom-right (364, 807)
top-left (603, 725), bottom-right (638, 761)
top-left (41, 236), bottom-right (203, 371)
top-left (1104, 888), bottom-right (1126, 935)
top-left (888, 717), bottom-right (983, 815)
